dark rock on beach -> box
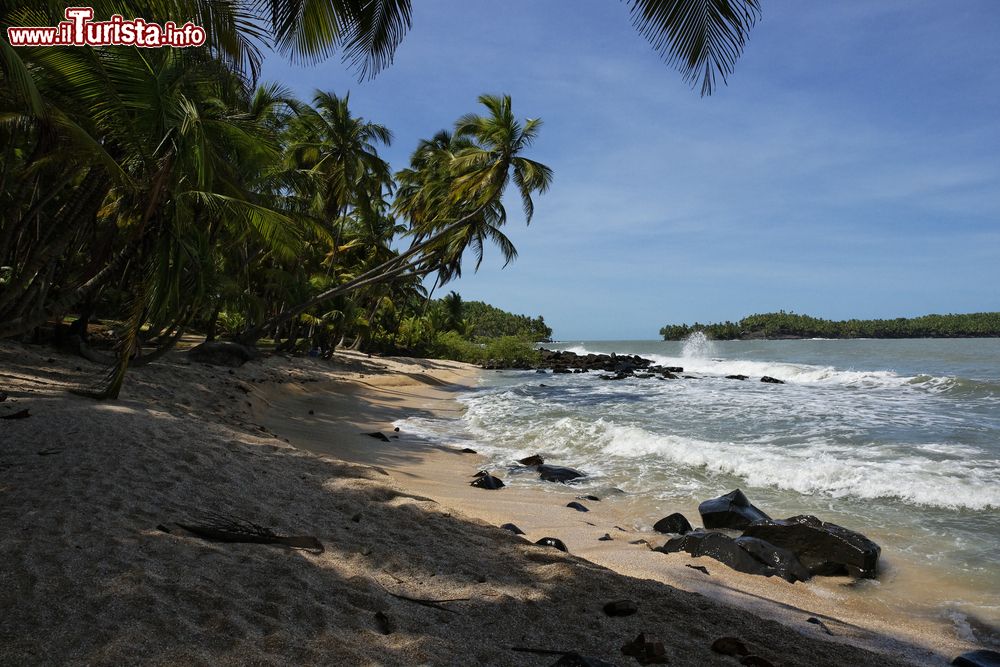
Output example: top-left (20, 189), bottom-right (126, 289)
top-left (952, 650), bottom-right (1000, 667)
top-left (711, 637), bottom-right (750, 656)
top-left (500, 523), bottom-right (525, 535)
top-left (742, 515), bottom-right (881, 578)
top-left (566, 501), bottom-right (589, 512)
top-left (536, 349), bottom-right (655, 374)
top-left (621, 632), bottom-right (669, 664)
top-left (653, 513), bottom-right (693, 535)
top-left (188, 341), bottom-right (258, 367)
top-left (603, 599), bottom-right (638, 617)
top-left (470, 473), bottom-right (505, 490)
top-left (537, 464), bottom-right (586, 483)
top-left (760, 376), bottom-right (785, 384)
top-left (699, 489), bottom-right (771, 530)
top-left (550, 653), bottom-right (617, 667)
top-left (536, 537), bottom-right (568, 552)
top-left (364, 431), bottom-right (391, 442)
top-left (517, 454), bottom-right (545, 466)
top-left (726, 374), bottom-right (749, 381)
top-left (657, 532), bottom-right (810, 583)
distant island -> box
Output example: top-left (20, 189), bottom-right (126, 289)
top-left (659, 311), bottom-right (1000, 340)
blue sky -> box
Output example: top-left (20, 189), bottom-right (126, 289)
top-left (261, 1), bottom-right (1000, 340)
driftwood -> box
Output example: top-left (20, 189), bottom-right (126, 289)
top-left (374, 579), bottom-right (469, 613)
top-left (176, 513), bottom-right (324, 554)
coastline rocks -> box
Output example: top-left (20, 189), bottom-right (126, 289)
top-left (656, 532), bottom-right (810, 583)
top-left (566, 501), bottom-right (589, 512)
top-left (537, 464), bottom-right (586, 483)
top-left (188, 341), bottom-right (257, 367)
top-left (953, 650), bottom-right (1000, 667)
top-left (652, 513), bottom-right (693, 535)
top-left (726, 374), bottom-right (749, 381)
top-left (517, 454), bottom-right (545, 466)
top-left (760, 376), bottom-right (785, 384)
top-left (535, 537), bottom-right (568, 552)
top-left (699, 489), bottom-right (771, 530)
top-left (537, 349), bottom-right (654, 374)
top-left (470, 472), bottom-right (505, 490)
top-left (742, 515), bottom-right (881, 578)
top-left (500, 523), bottom-right (525, 535)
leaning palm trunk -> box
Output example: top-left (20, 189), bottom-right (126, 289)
top-left (238, 203), bottom-right (490, 344)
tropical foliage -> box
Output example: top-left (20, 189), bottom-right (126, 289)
top-left (2, 0), bottom-right (762, 395)
top-left (660, 311), bottom-right (1000, 340)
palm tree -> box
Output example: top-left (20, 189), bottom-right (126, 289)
top-left (261, 0), bottom-right (759, 95)
top-left (239, 93), bottom-right (552, 343)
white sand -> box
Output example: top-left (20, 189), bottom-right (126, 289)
top-left (0, 342), bottom-right (949, 665)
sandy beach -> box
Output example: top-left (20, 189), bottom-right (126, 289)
top-left (0, 342), bottom-right (966, 665)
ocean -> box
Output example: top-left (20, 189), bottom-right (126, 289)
top-left (399, 337), bottom-right (1000, 646)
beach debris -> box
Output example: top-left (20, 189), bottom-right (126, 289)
top-left (603, 599), bottom-right (638, 617)
top-left (364, 431), bottom-right (391, 442)
top-left (1, 409), bottom-right (30, 420)
top-left (510, 648), bottom-right (616, 667)
top-left (711, 637), bottom-right (749, 657)
top-left (685, 564), bottom-right (710, 575)
top-left (460, 447), bottom-right (478, 454)
top-left (470, 472), bottom-right (505, 490)
top-left (806, 617), bottom-right (834, 635)
top-left (621, 633), bottom-right (668, 664)
top-left (742, 515), bottom-right (881, 578)
top-left (535, 537), bottom-right (568, 552)
top-left (518, 454), bottom-right (545, 466)
top-left (537, 464), bottom-right (586, 483)
top-left (725, 374), bottom-right (749, 381)
top-left (599, 533), bottom-right (613, 541)
top-left (760, 376), bottom-right (785, 384)
top-left (566, 501), bottom-right (589, 512)
top-left (374, 579), bottom-right (468, 613)
top-left (577, 494), bottom-right (600, 501)
top-left (657, 532), bottom-right (810, 583)
top-left (500, 523), bottom-right (525, 535)
top-left (652, 512), bottom-right (693, 535)
top-left (374, 610), bottom-right (394, 634)
top-left (188, 341), bottom-right (257, 367)
top-left (952, 650), bottom-right (1000, 667)
top-left (176, 514), bottom-right (324, 554)
top-left (698, 489), bottom-right (771, 530)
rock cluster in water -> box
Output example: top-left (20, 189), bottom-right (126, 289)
top-left (653, 488), bottom-right (882, 583)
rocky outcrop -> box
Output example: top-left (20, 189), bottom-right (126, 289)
top-left (652, 513), bottom-right (693, 535)
top-left (656, 532), bottom-right (810, 583)
top-left (537, 464), bottom-right (586, 483)
top-left (742, 515), bottom-right (881, 578)
top-left (698, 489), bottom-right (771, 530)
top-left (538, 349), bottom-right (654, 374)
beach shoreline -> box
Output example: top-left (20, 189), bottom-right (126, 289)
top-left (0, 341), bottom-right (965, 665)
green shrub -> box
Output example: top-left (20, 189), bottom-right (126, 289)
top-left (431, 331), bottom-right (484, 363)
top-left (483, 336), bottom-right (540, 367)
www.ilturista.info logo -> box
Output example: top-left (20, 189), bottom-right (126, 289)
top-left (6, 7), bottom-right (206, 47)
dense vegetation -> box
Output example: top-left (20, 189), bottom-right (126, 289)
top-left (461, 301), bottom-right (551, 341)
top-left (660, 311), bottom-right (1000, 340)
top-left (1, 1), bottom-right (759, 395)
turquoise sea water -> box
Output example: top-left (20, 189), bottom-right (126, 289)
top-left (400, 337), bottom-right (1000, 646)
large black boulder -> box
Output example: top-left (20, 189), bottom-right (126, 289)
top-left (742, 515), bottom-right (881, 578)
top-left (698, 489), bottom-right (771, 530)
top-left (470, 473), bottom-right (505, 490)
top-left (953, 650), bottom-right (1000, 667)
top-left (656, 532), bottom-right (810, 583)
top-left (537, 464), bottom-right (586, 483)
top-left (188, 341), bottom-right (258, 367)
top-left (652, 513), bottom-right (693, 535)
